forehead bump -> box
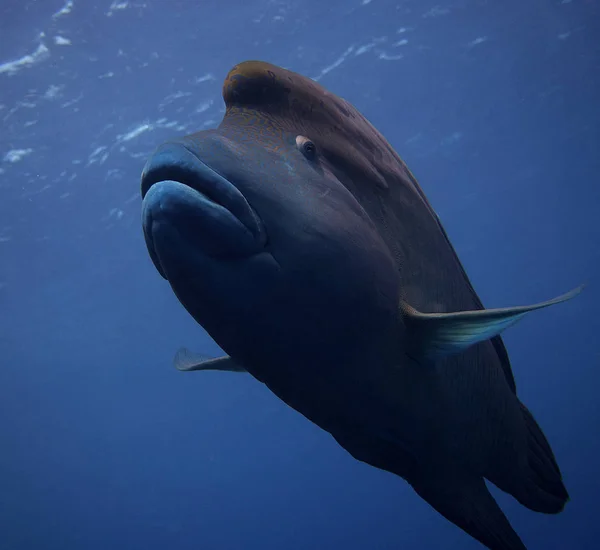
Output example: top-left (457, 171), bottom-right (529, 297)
top-left (222, 61), bottom-right (293, 109)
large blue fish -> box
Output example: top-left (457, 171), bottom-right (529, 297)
top-left (141, 61), bottom-right (582, 550)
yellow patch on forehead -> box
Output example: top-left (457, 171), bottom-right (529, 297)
top-left (222, 60), bottom-right (342, 124)
top-left (222, 61), bottom-right (294, 110)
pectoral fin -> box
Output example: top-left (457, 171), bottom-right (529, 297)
top-left (173, 347), bottom-right (246, 372)
top-left (402, 284), bottom-right (584, 364)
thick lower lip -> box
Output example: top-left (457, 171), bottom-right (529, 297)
top-left (141, 142), bottom-right (266, 247)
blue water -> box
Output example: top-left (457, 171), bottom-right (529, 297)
top-left (1, 1), bottom-right (598, 549)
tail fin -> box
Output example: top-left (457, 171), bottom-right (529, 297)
top-left (514, 402), bottom-right (569, 514)
top-left (411, 473), bottom-right (527, 550)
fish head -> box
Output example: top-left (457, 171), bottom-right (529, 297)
top-left (141, 61), bottom-right (401, 375)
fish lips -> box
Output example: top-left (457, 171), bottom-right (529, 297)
top-left (141, 143), bottom-right (267, 278)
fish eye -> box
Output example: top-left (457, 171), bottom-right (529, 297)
top-left (296, 135), bottom-right (317, 160)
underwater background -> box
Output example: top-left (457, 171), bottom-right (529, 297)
top-left (1, 0), bottom-right (599, 549)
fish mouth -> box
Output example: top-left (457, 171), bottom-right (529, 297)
top-left (140, 142), bottom-right (267, 278)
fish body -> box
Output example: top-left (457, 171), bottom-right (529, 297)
top-left (141, 61), bottom-right (580, 550)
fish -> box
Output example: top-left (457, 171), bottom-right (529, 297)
top-left (140, 60), bottom-right (582, 550)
